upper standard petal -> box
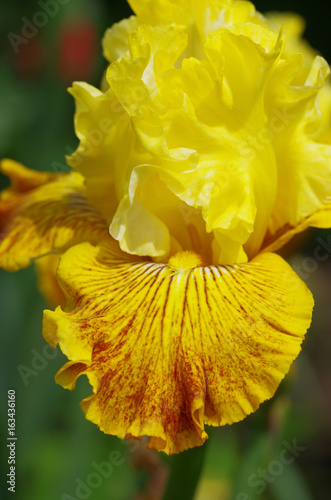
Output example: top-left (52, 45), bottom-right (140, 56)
top-left (69, 2), bottom-right (331, 265)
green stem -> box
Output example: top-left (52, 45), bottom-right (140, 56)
top-left (163, 442), bottom-right (209, 500)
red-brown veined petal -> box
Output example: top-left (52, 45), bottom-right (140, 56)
top-left (43, 240), bottom-right (313, 454)
top-left (0, 159), bottom-right (108, 271)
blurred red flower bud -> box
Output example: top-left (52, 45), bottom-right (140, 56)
top-left (58, 18), bottom-right (97, 83)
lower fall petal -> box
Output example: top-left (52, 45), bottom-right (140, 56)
top-left (43, 241), bottom-right (313, 454)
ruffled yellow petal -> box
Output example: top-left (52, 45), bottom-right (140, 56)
top-left (191, 0), bottom-right (263, 38)
top-left (128, 0), bottom-right (262, 35)
top-left (128, 0), bottom-right (190, 26)
top-left (266, 12), bottom-right (322, 85)
top-left (104, 22), bottom-right (284, 264)
top-left (260, 15), bottom-right (331, 239)
top-left (66, 82), bottom-right (128, 223)
top-left (202, 24), bottom-right (282, 260)
top-left (0, 160), bottom-right (108, 271)
top-left (267, 12), bottom-right (331, 143)
top-left (102, 16), bottom-right (139, 63)
top-left (43, 240), bottom-right (313, 454)
top-left (68, 4), bottom-right (331, 266)
top-left (265, 55), bottom-right (331, 236)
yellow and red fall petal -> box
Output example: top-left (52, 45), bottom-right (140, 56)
top-left (0, 159), bottom-right (56, 223)
top-left (43, 241), bottom-right (313, 454)
top-left (0, 160), bottom-right (108, 271)
top-left (262, 195), bottom-right (331, 254)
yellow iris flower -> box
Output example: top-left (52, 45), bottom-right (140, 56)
top-left (1, 0), bottom-right (331, 454)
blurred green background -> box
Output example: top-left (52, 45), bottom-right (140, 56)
top-left (1, 1), bottom-right (331, 499)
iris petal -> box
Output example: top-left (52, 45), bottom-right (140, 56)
top-left (43, 240), bottom-right (313, 454)
top-left (0, 160), bottom-right (107, 271)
